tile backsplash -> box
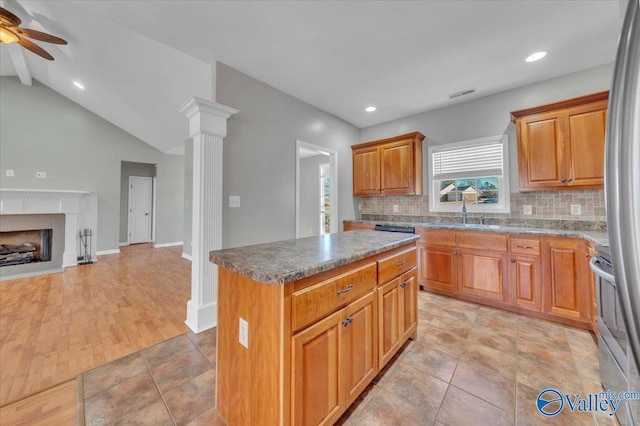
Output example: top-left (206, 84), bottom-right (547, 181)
top-left (359, 189), bottom-right (606, 222)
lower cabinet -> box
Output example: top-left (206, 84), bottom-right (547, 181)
top-left (418, 243), bottom-right (458, 293)
top-left (542, 237), bottom-right (590, 322)
top-left (509, 237), bottom-right (543, 312)
top-left (292, 290), bottom-right (378, 426)
top-left (378, 268), bottom-right (417, 366)
top-left (458, 249), bottom-right (508, 302)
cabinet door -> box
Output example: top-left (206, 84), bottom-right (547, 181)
top-left (543, 238), bottom-right (589, 322)
top-left (378, 277), bottom-right (401, 367)
top-left (458, 249), bottom-right (508, 302)
top-left (343, 222), bottom-right (375, 231)
top-left (398, 269), bottom-right (418, 342)
top-left (518, 111), bottom-right (567, 190)
top-left (380, 140), bottom-right (414, 195)
top-left (509, 255), bottom-right (542, 312)
top-left (353, 147), bottom-right (380, 196)
top-left (418, 244), bottom-right (458, 294)
top-left (565, 102), bottom-right (607, 188)
top-left (343, 291), bottom-right (378, 407)
top-left (292, 310), bottom-right (344, 426)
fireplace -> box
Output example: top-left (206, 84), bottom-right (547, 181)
top-left (0, 229), bottom-right (53, 267)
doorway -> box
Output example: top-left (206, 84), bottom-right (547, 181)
top-left (128, 176), bottom-right (153, 244)
top-left (120, 161), bottom-right (157, 246)
top-left (295, 140), bottom-right (338, 238)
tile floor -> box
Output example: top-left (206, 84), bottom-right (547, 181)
top-left (79, 291), bottom-right (622, 425)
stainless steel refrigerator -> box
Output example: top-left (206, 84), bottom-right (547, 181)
top-left (606, 0), bottom-right (640, 424)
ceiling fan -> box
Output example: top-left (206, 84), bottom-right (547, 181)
top-left (0, 6), bottom-right (66, 60)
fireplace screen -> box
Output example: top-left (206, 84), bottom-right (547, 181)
top-left (0, 229), bottom-right (52, 267)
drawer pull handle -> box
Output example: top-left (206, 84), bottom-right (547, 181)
top-left (342, 317), bottom-right (354, 327)
top-left (399, 280), bottom-right (409, 288)
top-left (337, 284), bottom-right (354, 295)
top-left (516, 245), bottom-right (535, 249)
top-left (397, 260), bottom-right (406, 267)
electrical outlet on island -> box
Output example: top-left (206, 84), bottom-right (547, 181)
top-left (571, 204), bottom-right (582, 216)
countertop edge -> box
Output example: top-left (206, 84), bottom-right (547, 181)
top-left (210, 233), bottom-right (419, 285)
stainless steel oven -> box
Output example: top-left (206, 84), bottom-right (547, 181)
top-left (590, 245), bottom-right (630, 424)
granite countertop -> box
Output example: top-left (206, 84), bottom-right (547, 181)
top-left (209, 231), bottom-right (419, 284)
top-left (346, 220), bottom-right (609, 247)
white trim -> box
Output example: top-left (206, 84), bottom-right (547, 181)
top-left (154, 241), bottom-right (183, 248)
top-left (96, 249), bottom-right (120, 256)
top-left (185, 300), bottom-right (217, 333)
top-left (295, 140), bottom-right (339, 238)
top-left (0, 267), bottom-right (64, 281)
top-left (428, 134), bottom-right (510, 214)
top-left (152, 175), bottom-right (157, 243)
top-left (182, 253), bottom-right (193, 261)
top-left (119, 242), bottom-right (130, 247)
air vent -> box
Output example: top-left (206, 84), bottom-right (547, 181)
top-left (448, 89), bottom-right (476, 99)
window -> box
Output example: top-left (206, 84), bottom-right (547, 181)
top-left (428, 134), bottom-right (510, 213)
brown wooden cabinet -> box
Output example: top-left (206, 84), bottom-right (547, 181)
top-left (511, 91), bottom-right (608, 191)
top-left (458, 248), bottom-right (508, 302)
top-left (352, 132), bottom-right (424, 196)
top-left (343, 221), bottom-right (375, 231)
top-left (542, 237), bottom-right (590, 322)
top-left (509, 237), bottom-right (543, 312)
top-left (417, 229), bottom-right (458, 294)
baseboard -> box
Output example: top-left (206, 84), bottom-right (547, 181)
top-left (118, 242), bottom-right (130, 247)
top-left (181, 253), bottom-right (192, 261)
top-left (0, 267), bottom-right (65, 281)
top-left (96, 249), bottom-right (120, 256)
top-left (153, 241), bottom-right (183, 248)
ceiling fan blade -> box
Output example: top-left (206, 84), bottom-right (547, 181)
top-left (18, 37), bottom-right (54, 60)
top-left (0, 7), bottom-right (21, 26)
top-left (15, 28), bottom-right (67, 45)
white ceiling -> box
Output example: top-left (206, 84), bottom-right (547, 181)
top-left (0, 1), bottom-right (623, 154)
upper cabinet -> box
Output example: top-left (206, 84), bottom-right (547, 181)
top-left (352, 132), bottom-right (425, 196)
top-left (511, 91), bottom-right (608, 191)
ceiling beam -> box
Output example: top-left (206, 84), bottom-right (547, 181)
top-left (7, 43), bottom-right (32, 86)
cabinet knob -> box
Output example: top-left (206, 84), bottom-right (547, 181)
top-left (567, 178), bottom-right (574, 182)
top-left (511, 258), bottom-right (516, 263)
top-left (397, 260), bottom-right (406, 267)
top-left (399, 280), bottom-right (409, 288)
top-left (561, 178), bottom-right (567, 183)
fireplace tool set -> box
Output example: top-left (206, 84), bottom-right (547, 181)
top-left (78, 229), bottom-right (93, 265)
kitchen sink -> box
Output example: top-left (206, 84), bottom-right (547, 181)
top-left (440, 223), bottom-right (503, 230)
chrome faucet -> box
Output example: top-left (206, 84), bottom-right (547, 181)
top-left (462, 198), bottom-right (467, 224)
top-left (479, 215), bottom-right (484, 225)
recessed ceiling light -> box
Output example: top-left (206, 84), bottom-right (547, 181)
top-left (73, 81), bottom-right (85, 90)
top-left (525, 51), bottom-right (547, 62)
top-left (365, 106), bottom-right (376, 112)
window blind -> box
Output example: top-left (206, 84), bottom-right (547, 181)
top-left (432, 142), bottom-right (503, 180)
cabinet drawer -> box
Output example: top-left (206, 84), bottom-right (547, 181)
top-left (457, 232), bottom-right (507, 252)
top-left (292, 263), bottom-right (377, 331)
top-left (417, 229), bottom-right (456, 247)
top-left (378, 247), bottom-right (417, 284)
top-left (510, 238), bottom-right (541, 255)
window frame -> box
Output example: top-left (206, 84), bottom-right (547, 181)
top-left (428, 134), bottom-right (510, 214)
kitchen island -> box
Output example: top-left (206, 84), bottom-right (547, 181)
top-left (210, 231), bottom-right (419, 426)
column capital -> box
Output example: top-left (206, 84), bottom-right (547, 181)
top-left (177, 96), bottom-right (239, 138)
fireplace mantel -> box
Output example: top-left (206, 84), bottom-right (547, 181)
top-left (0, 188), bottom-right (97, 273)
top-left (0, 188), bottom-right (90, 215)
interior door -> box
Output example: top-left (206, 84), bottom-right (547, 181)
top-left (128, 176), bottom-right (152, 244)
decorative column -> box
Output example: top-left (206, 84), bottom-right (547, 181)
top-left (178, 97), bottom-right (238, 333)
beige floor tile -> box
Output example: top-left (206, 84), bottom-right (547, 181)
top-left (437, 385), bottom-right (514, 426)
top-left (451, 359), bottom-right (516, 412)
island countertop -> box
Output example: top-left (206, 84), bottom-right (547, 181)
top-left (209, 231), bottom-right (419, 284)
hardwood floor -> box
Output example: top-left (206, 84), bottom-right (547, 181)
top-left (0, 244), bottom-right (191, 423)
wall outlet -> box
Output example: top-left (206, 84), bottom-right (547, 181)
top-left (571, 204), bottom-right (582, 215)
top-left (239, 317), bottom-right (249, 348)
top-left (393, 205), bottom-right (399, 213)
top-left (358, 202), bottom-right (362, 211)
top-left (36, 171), bottom-right (46, 178)
top-left (523, 204), bottom-right (533, 215)
top-left (229, 195), bottom-right (241, 208)
top-left (6, 169), bottom-right (14, 177)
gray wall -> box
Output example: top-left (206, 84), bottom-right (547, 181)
top-left (0, 77), bottom-right (185, 251)
top-left (119, 161), bottom-right (157, 244)
top-left (216, 63), bottom-right (360, 248)
top-left (299, 154), bottom-right (330, 237)
top-left (360, 63), bottom-right (614, 196)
